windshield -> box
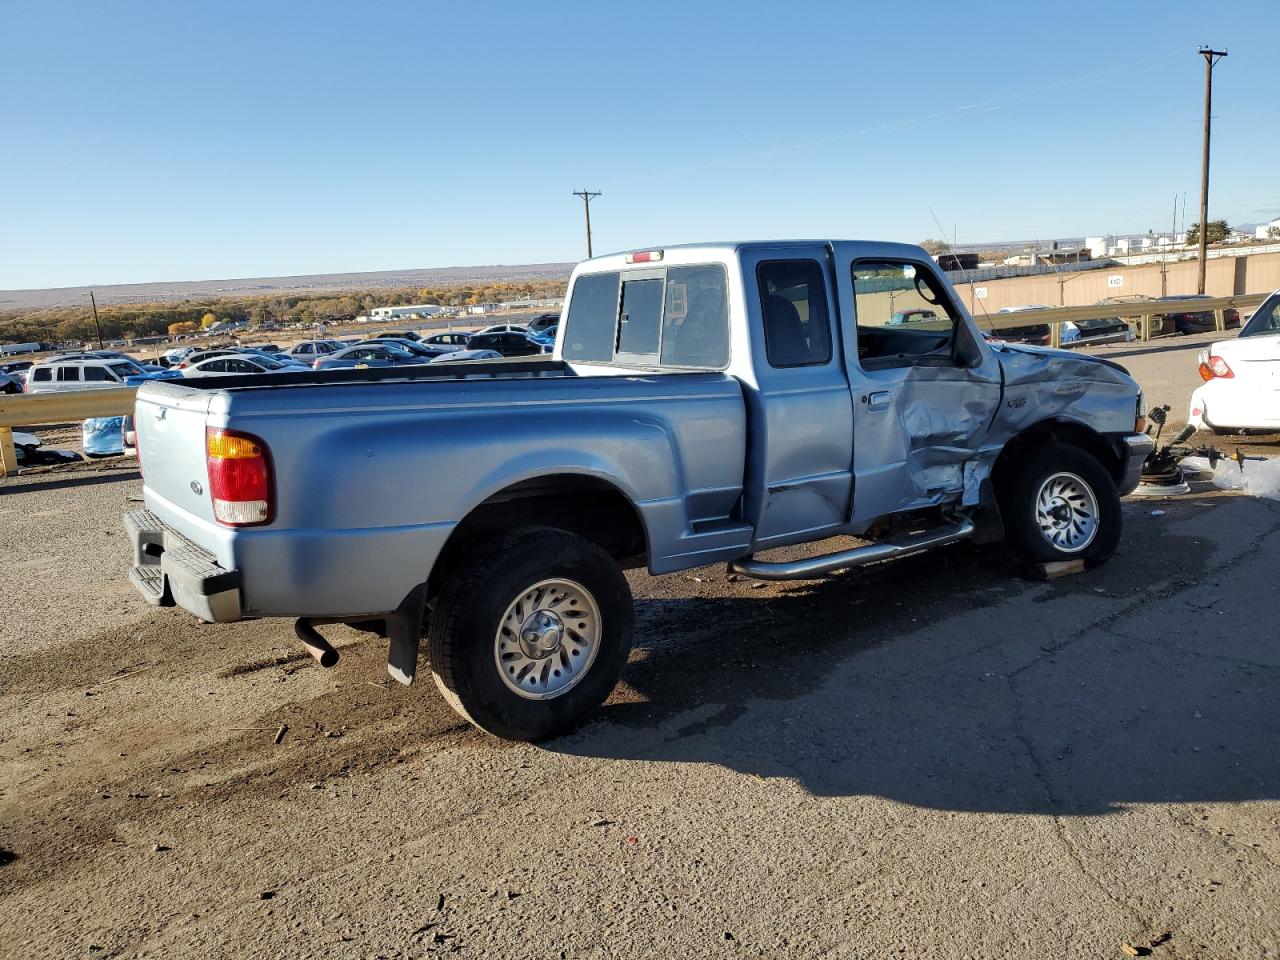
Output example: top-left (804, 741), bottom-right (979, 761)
top-left (256, 357), bottom-right (288, 370)
top-left (1240, 293), bottom-right (1280, 338)
top-left (110, 361), bottom-right (144, 377)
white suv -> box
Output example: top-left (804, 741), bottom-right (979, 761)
top-left (25, 357), bottom-right (145, 393)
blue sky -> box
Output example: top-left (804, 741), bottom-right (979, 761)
top-left (1, 0), bottom-right (1276, 289)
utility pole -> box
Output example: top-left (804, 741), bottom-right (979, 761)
top-left (89, 291), bottom-right (104, 350)
top-left (1196, 46), bottom-right (1228, 295)
top-left (572, 189), bottom-right (602, 258)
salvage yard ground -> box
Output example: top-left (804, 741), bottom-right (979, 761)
top-left (1, 335), bottom-right (1278, 959)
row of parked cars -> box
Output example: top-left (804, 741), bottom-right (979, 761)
top-left (0, 316), bottom-right (562, 394)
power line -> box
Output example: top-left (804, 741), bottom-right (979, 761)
top-left (572, 189), bottom-right (602, 258)
top-left (1196, 46), bottom-right (1228, 294)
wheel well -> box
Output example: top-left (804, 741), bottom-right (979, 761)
top-left (991, 420), bottom-right (1125, 496)
top-left (428, 475), bottom-right (648, 602)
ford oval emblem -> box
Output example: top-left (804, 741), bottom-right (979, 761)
top-left (190, 480), bottom-right (203, 495)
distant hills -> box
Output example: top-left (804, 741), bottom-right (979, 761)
top-left (0, 262), bottom-right (576, 312)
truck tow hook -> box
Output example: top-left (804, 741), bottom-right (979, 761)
top-left (294, 618), bottom-right (340, 668)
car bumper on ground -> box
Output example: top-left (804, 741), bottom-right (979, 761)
top-left (124, 508), bottom-right (243, 622)
top-left (1117, 432), bottom-right (1155, 495)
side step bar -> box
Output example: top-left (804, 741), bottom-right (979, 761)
top-left (729, 518), bottom-right (976, 582)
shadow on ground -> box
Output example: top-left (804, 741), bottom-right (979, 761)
top-left (553, 492), bottom-right (1280, 817)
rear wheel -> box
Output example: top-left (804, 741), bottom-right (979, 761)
top-left (427, 526), bottom-right (633, 741)
top-left (1000, 443), bottom-right (1122, 564)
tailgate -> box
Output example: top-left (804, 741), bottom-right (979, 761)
top-left (134, 380), bottom-right (220, 531)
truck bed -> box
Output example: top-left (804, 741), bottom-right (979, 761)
top-left (133, 362), bottom-right (752, 619)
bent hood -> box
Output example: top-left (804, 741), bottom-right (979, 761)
top-left (989, 342), bottom-right (1140, 436)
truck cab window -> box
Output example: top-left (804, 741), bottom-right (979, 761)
top-left (563, 272), bottom-right (621, 363)
top-left (616, 278), bottom-right (664, 358)
top-left (661, 265), bottom-right (729, 368)
top-left (852, 261), bottom-right (959, 366)
top-left (758, 260), bottom-right (832, 367)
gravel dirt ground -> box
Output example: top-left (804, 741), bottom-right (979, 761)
top-left (1, 336), bottom-right (1278, 960)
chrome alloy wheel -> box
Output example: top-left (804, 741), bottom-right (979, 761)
top-left (494, 578), bottom-right (601, 700)
top-left (1034, 471), bottom-right (1099, 553)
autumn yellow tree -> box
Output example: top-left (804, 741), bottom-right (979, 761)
top-left (168, 321), bottom-right (198, 336)
top-left (200, 312), bottom-right (217, 329)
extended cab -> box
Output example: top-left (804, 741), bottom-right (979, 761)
top-left (126, 241), bottom-right (1152, 739)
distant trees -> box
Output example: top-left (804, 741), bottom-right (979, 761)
top-left (0, 278), bottom-right (569, 346)
top-left (918, 239), bottom-right (948, 254)
top-left (168, 321), bottom-right (198, 336)
top-left (1185, 220), bottom-right (1229, 246)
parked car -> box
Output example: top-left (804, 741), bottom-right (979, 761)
top-left (465, 331), bottom-right (548, 357)
top-left (429, 349), bottom-right (504, 363)
top-left (1060, 316), bottom-right (1135, 346)
top-left (525, 313), bottom-right (560, 334)
top-left (283, 339), bottom-right (344, 359)
top-left (181, 354), bottom-right (295, 378)
top-left (46, 350), bottom-right (172, 375)
top-left (530, 326), bottom-right (558, 347)
top-left (126, 239), bottom-right (1151, 741)
top-left (475, 324), bottom-right (530, 336)
top-left (180, 348), bottom-right (308, 370)
top-left (313, 343), bottom-right (427, 370)
top-left (1155, 294), bottom-right (1239, 335)
top-left (992, 305), bottom-right (1053, 346)
top-left (0, 371), bottom-right (24, 394)
top-left (0, 360), bottom-right (34, 376)
top-left (360, 337), bottom-right (455, 359)
top-left (1188, 289), bottom-right (1280, 433)
top-left (422, 332), bottom-right (472, 348)
top-left (26, 357), bottom-right (172, 392)
top-left (379, 331), bottom-right (424, 342)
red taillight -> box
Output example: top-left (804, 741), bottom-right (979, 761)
top-left (624, 250), bottom-right (664, 264)
top-left (205, 428), bottom-right (273, 526)
top-left (1198, 355), bottom-right (1233, 381)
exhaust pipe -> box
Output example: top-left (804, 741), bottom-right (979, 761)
top-left (294, 618), bottom-right (339, 668)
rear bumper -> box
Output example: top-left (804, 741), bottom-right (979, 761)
top-left (1117, 432), bottom-right (1154, 496)
top-left (125, 508), bottom-right (243, 622)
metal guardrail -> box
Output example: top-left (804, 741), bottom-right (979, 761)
top-left (973, 292), bottom-right (1270, 347)
top-left (0, 387), bottom-right (137, 476)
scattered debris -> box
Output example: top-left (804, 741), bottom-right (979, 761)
top-left (273, 724), bottom-right (288, 745)
top-left (98, 666), bottom-right (151, 686)
top-left (437, 893), bottom-right (445, 912)
top-left (259, 891), bottom-right (276, 900)
top-left (749, 582), bottom-right (766, 590)
top-left (1150, 509), bottom-right (1166, 517)
top-left (1149, 931), bottom-right (1172, 948)
top-left (1120, 943), bottom-right (1149, 957)
top-left (590, 818), bottom-right (613, 828)
top-left (0, 848), bottom-right (16, 867)
top-left (151, 844), bottom-right (170, 853)
top-left (624, 835), bottom-right (638, 846)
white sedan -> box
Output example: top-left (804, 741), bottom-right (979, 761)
top-left (1188, 289), bottom-right (1280, 433)
top-left (181, 354), bottom-right (294, 377)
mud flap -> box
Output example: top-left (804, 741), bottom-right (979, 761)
top-left (386, 583), bottom-right (429, 686)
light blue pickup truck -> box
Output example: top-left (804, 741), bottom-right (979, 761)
top-left (126, 241), bottom-right (1152, 739)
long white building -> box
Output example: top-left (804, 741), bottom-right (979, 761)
top-left (368, 304), bottom-right (444, 321)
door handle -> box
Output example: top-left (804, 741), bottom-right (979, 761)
top-left (866, 390), bottom-right (892, 409)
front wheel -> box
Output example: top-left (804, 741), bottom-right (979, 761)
top-left (427, 526), bottom-right (633, 741)
top-left (999, 443), bottom-right (1122, 565)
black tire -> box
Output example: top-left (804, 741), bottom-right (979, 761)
top-left (999, 442), bottom-right (1122, 565)
top-left (427, 526), bottom-right (633, 741)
